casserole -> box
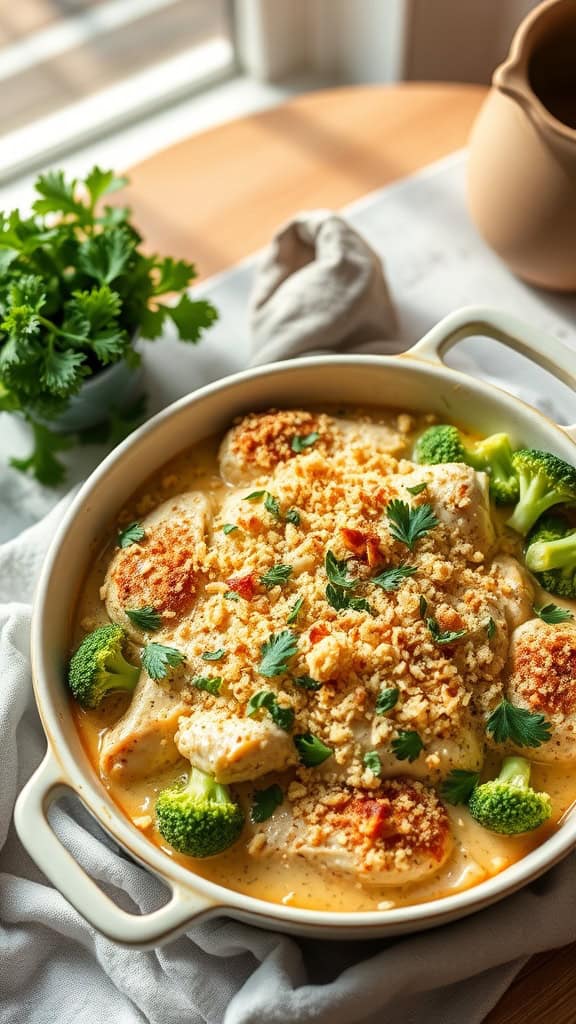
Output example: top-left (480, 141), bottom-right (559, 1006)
top-left (14, 306), bottom-right (576, 948)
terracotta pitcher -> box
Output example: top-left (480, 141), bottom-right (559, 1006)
top-left (468, 0), bottom-right (576, 292)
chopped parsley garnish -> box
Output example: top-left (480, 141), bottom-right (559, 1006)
top-left (405, 482), bottom-right (428, 496)
top-left (264, 492), bottom-right (281, 520)
top-left (141, 642), bottom-right (185, 680)
top-left (201, 648), bottom-right (225, 662)
top-left (486, 699), bottom-right (552, 748)
top-left (391, 729), bottom-right (424, 762)
top-left (285, 507), bottom-right (301, 526)
top-left (419, 595), bottom-right (428, 618)
top-left (292, 674), bottom-right (322, 691)
top-left (192, 675), bottom-right (222, 696)
top-left (246, 690), bottom-right (294, 731)
top-left (375, 687), bottom-right (399, 714)
top-left (291, 432), bottom-right (319, 453)
top-left (245, 490), bottom-right (266, 501)
top-left (363, 750), bottom-right (382, 777)
top-left (533, 603), bottom-right (574, 624)
top-left (222, 523), bottom-right (238, 535)
top-left (486, 617), bottom-right (496, 640)
top-left (385, 499), bottom-right (438, 551)
top-left (294, 732), bottom-right (333, 766)
top-left (287, 596), bottom-right (304, 625)
top-left (224, 590), bottom-right (240, 601)
top-left (258, 629), bottom-right (298, 677)
top-left (260, 564), bottom-right (293, 590)
top-left (325, 550), bottom-right (355, 589)
top-left (440, 769), bottom-right (480, 805)
top-left (251, 784), bottom-right (283, 823)
top-left (372, 564), bottom-right (416, 592)
top-left (426, 617), bottom-right (467, 645)
top-left (117, 521), bottom-right (145, 548)
top-left (326, 584), bottom-right (373, 615)
top-left (125, 606), bottom-right (162, 631)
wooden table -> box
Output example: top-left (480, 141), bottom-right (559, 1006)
top-left (125, 82), bottom-right (575, 1024)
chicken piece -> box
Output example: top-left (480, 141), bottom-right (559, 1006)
top-left (218, 409), bottom-right (405, 486)
top-left (374, 727), bottom-right (484, 782)
top-left (175, 706), bottom-right (297, 783)
top-left (103, 492), bottom-right (210, 642)
top-left (99, 673), bottom-right (188, 781)
top-left (398, 463), bottom-right (495, 555)
top-left (505, 619), bottom-right (576, 762)
top-left (252, 779), bottom-right (453, 886)
top-left (491, 555), bottom-right (535, 629)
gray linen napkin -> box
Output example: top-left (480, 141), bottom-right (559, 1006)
top-left (3, 211), bottom-right (576, 1024)
top-left (250, 210), bottom-right (400, 363)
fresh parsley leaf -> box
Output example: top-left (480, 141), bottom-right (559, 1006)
top-left (260, 564), bottom-right (293, 590)
top-left (32, 170), bottom-right (87, 219)
top-left (251, 784), bottom-right (283, 823)
top-left (125, 606), bottom-right (162, 631)
top-left (292, 674), bottom-right (322, 691)
top-left (426, 617), bottom-right (467, 645)
top-left (246, 690), bottom-right (295, 731)
top-left (364, 750), bottom-right (382, 776)
top-left (287, 596), bottom-right (304, 625)
top-left (406, 482), bottom-right (428, 496)
top-left (222, 523), bottom-right (238, 535)
top-left (486, 616), bottom-right (496, 639)
top-left (291, 432), bottom-right (319, 453)
top-left (243, 489), bottom-right (281, 520)
top-left (486, 699), bottom-right (552, 748)
top-left (264, 492), bottom-right (281, 520)
top-left (391, 730), bottom-right (424, 762)
top-left (77, 227), bottom-right (135, 284)
top-left (192, 676), bottom-right (222, 696)
top-left (326, 583), bottom-right (374, 615)
top-left (117, 521), bottom-right (145, 548)
top-left (533, 603), bottom-right (574, 624)
top-left (419, 595), bottom-right (428, 618)
top-left (440, 769), bottom-right (480, 805)
top-left (85, 166), bottom-right (128, 207)
top-left (141, 643), bottom-right (185, 680)
top-left (10, 421), bottom-right (72, 486)
top-left (285, 507), bottom-right (301, 526)
top-left (152, 256), bottom-right (197, 295)
top-left (258, 630), bottom-right (298, 677)
top-left (294, 732), bottom-right (333, 767)
top-left (375, 687), bottom-right (399, 714)
top-left (386, 499), bottom-right (438, 551)
top-left (167, 294), bottom-right (218, 343)
top-left (372, 564), bottom-right (416, 591)
top-left (224, 590), bottom-right (240, 602)
top-left (325, 550), bottom-right (355, 589)
top-left (41, 349), bottom-right (87, 395)
top-left (201, 648), bottom-right (225, 662)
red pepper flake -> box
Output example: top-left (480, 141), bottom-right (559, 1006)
top-left (225, 572), bottom-right (256, 599)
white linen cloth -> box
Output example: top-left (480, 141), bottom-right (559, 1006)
top-left (2, 151), bottom-right (576, 1024)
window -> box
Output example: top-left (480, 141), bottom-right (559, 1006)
top-left (0, 0), bottom-right (236, 181)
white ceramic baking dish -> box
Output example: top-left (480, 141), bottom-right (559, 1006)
top-left (14, 306), bottom-right (576, 949)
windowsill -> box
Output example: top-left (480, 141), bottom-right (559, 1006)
top-left (0, 71), bottom-right (332, 211)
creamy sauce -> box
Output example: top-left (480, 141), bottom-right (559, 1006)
top-left (71, 407), bottom-right (576, 913)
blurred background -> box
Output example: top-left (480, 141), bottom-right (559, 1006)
top-left (0, 0), bottom-right (539, 200)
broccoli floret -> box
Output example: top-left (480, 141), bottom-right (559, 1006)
top-left (468, 756), bottom-right (551, 835)
top-left (525, 513), bottom-right (576, 598)
top-left (156, 767), bottom-right (244, 857)
top-left (68, 624), bottom-right (140, 708)
top-left (507, 449), bottom-right (576, 535)
top-left (413, 425), bottom-right (518, 504)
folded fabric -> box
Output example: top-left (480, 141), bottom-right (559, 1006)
top-left (250, 211), bottom-right (400, 363)
top-left (2, 211), bottom-right (576, 1024)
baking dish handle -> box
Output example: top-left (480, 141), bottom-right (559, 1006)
top-left (14, 752), bottom-right (216, 948)
top-left (405, 305), bottom-right (576, 440)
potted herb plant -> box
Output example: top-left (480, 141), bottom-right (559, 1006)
top-left (0, 167), bottom-right (218, 484)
